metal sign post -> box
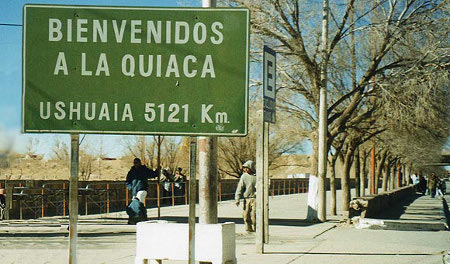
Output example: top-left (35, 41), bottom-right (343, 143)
top-left (188, 137), bottom-right (197, 264)
top-left (256, 45), bottom-right (276, 253)
top-left (69, 134), bottom-right (79, 264)
top-left (255, 111), bottom-right (264, 254)
top-left (263, 121), bottom-right (270, 244)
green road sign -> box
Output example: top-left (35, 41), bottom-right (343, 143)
top-left (22, 5), bottom-right (249, 136)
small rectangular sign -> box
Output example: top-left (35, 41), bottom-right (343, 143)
top-left (22, 5), bottom-right (249, 136)
top-left (263, 45), bottom-right (276, 123)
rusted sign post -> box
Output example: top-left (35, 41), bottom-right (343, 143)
top-left (188, 137), bottom-right (197, 264)
top-left (69, 134), bottom-right (79, 264)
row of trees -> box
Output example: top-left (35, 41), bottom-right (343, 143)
top-left (228, 0), bottom-right (449, 218)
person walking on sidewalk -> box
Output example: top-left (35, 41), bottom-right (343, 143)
top-left (428, 172), bottom-right (438, 198)
top-left (126, 158), bottom-right (159, 224)
top-left (235, 160), bottom-right (257, 232)
top-left (126, 158), bottom-right (159, 204)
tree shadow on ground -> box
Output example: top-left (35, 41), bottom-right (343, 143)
top-left (373, 193), bottom-right (425, 220)
top-left (105, 216), bottom-right (323, 227)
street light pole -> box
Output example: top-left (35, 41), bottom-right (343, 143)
top-left (317, 0), bottom-right (329, 222)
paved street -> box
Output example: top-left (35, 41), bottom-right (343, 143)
top-left (0, 186), bottom-right (449, 264)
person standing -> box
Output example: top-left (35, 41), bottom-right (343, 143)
top-left (418, 175), bottom-right (427, 195)
top-left (428, 173), bottom-right (438, 198)
top-left (174, 167), bottom-right (185, 183)
top-left (436, 177), bottom-right (444, 197)
top-left (161, 168), bottom-right (174, 204)
top-left (235, 160), bottom-right (257, 232)
top-left (174, 167), bottom-right (186, 201)
top-left (126, 158), bottom-right (158, 204)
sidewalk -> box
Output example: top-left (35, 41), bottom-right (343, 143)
top-left (0, 188), bottom-right (449, 264)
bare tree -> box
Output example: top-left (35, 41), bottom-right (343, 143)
top-left (51, 137), bottom-right (69, 163)
top-left (121, 136), bottom-right (145, 159)
top-left (24, 137), bottom-right (39, 157)
top-left (160, 137), bottom-right (182, 173)
top-left (219, 108), bottom-right (304, 178)
top-left (230, 0), bottom-right (447, 193)
top-left (79, 148), bottom-right (94, 181)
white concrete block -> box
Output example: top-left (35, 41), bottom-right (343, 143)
top-left (135, 221), bottom-right (236, 264)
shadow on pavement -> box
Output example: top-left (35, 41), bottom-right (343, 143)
top-left (263, 251), bottom-right (442, 256)
top-left (443, 197), bottom-right (450, 226)
top-left (105, 216), bottom-right (322, 227)
top-left (373, 193), bottom-right (423, 220)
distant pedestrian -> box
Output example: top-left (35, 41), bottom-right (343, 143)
top-left (428, 173), bottom-right (438, 198)
top-left (0, 188), bottom-right (5, 220)
top-left (174, 167), bottom-right (185, 183)
top-left (418, 175), bottom-right (427, 195)
top-left (174, 167), bottom-right (186, 199)
top-left (125, 158), bottom-right (158, 224)
top-left (411, 173), bottom-right (419, 185)
top-left (436, 178), bottom-right (444, 197)
top-left (235, 160), bottom-right (257, 232)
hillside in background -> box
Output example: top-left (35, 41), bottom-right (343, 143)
top-left (0, 153), bottom-right (357, 181)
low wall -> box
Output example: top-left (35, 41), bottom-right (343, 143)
top-left (0, 178), bottom-right (310, 220)
top-left (349, 185), bottom-right (416, 218)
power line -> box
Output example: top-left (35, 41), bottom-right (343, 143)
top-left (0, 23), bottom-right (22, 27)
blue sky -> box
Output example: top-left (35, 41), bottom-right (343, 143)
top-left (0, 0), bottom-right (201, 158)
top-left (0, 0), bottom-right (313, 159)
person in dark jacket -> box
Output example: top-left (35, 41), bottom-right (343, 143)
top-left (126, 158), bottom-right (158, 203)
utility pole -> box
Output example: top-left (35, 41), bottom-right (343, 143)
top-left (317, 0), bottom-right (329, 222)
top-left (198, 137), bottom-right (218, 224)
top-left (198, 0), bottom-right (218, 227)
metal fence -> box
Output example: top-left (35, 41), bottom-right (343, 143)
top-left (0, 178), bottom-right (310, 220)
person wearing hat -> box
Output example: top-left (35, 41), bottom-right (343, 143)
top-left (126, 158), bottom-right (159, 203)
top-left (235, 160), bottom-right (257, 232)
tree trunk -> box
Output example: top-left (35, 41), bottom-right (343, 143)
top-left (360, 149), bottom-right (367, 196)
top-left (382, 163), bottom-right (388, 192)
top-left (406, 164), bottom-right (413, 185)
top-left (310, 133), bottom-right (319, 176)
top-left (330, 162), bottom-right (336, 215)
top-left (342, 148), bottom-right (354, 212)
top-left (370, 145), bottom-right (376, 194)
top-left (354, 147), bottom-right (360, 197)
top-left (404, 165), bottom-right (408, 185)
top-left (375, 150), bottom-right (387, 192)
top-left (330, 152), bottom-right (339, 215)
top-left (389, 163), bottom-right (395, 190)
top-left (350, 4), bottom-right (359, 198)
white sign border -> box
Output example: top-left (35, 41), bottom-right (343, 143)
top-left (22, 4), bottom-right (249, 137)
